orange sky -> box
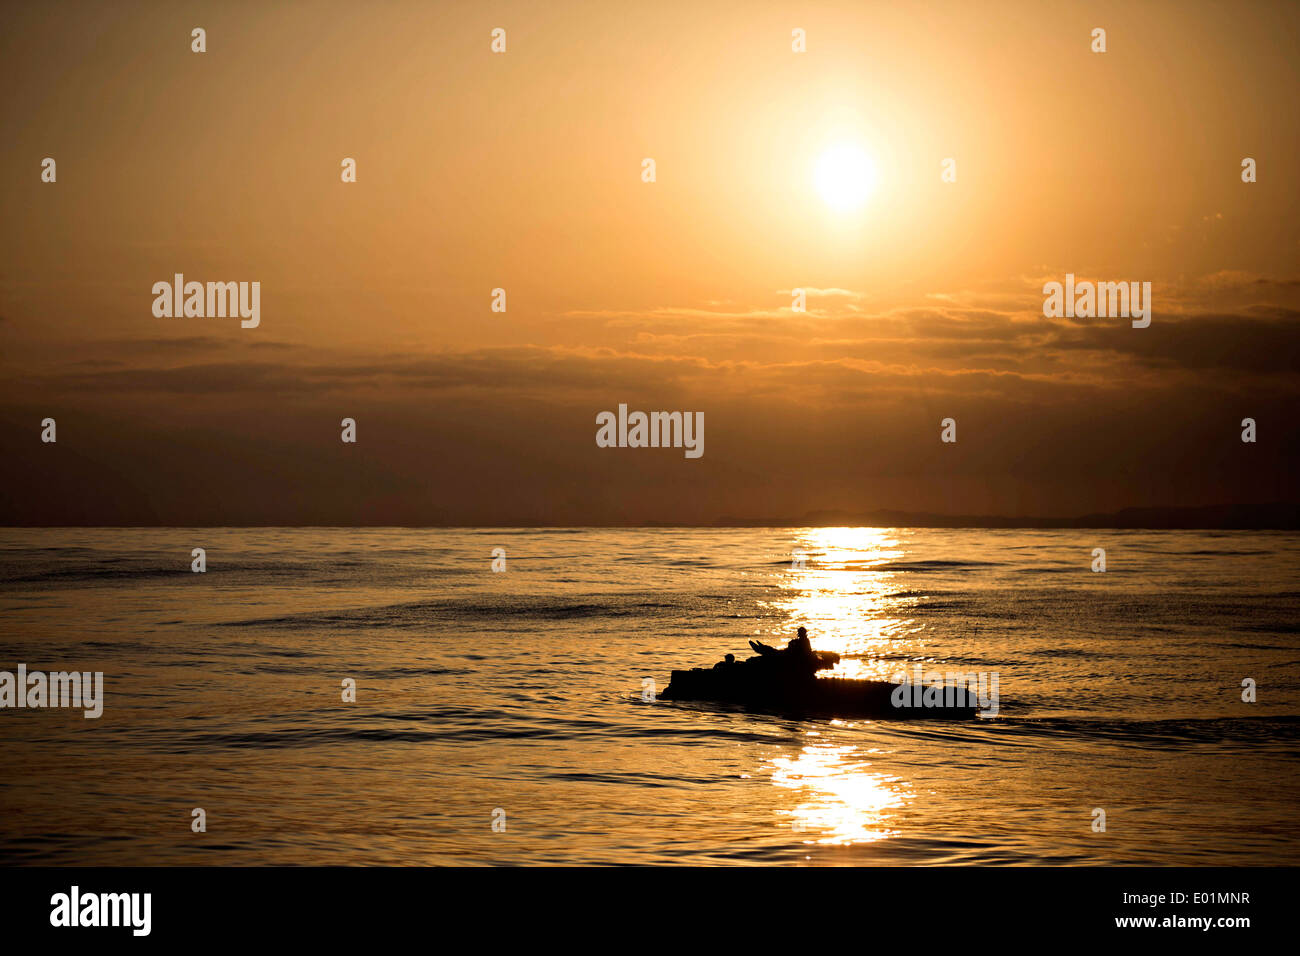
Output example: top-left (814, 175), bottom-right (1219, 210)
top-left (2, 1), bottom-right (1297, 524)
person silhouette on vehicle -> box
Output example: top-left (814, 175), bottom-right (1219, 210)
top-left (789, 626), bottom-right (813, 657)
top-left (748, 627), bottom-right (816, 666)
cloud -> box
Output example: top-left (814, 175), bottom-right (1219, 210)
top-left (777, 287), bottom-right (864, 297)
top-left (9, 272), bottom-right (1297, 408)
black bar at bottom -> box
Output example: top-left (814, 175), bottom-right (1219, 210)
top-left (0, 866), bottom-right (1282, 942)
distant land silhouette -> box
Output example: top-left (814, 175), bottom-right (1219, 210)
top-left (7, 503), bottom-right (1300, 530)
top-left (695, 502), bottom-right (1300, 530)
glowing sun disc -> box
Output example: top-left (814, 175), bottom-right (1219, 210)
top-left (813, 144), bottom-right (878, 212)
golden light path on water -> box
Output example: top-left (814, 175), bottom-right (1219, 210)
top-left (775, 527), bottom-right (920, 680)
top-left (765, 528), bottom-right (922, 846)
top-left (772, 741), bottom-right (911, 845)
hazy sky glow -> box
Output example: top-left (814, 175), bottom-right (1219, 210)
top-left (2, 1), bottom-right (1297, 524)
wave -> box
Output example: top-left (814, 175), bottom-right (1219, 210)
top-left (873, 560), bottom-right (1002, 571)
top-left (141, 704), bottom-right (792, 752)
top-left (217, 594), bottom-right (694, 629)
top-left (990, 714), bottom-right (1300, 750)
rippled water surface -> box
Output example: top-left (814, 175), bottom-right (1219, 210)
top-left (1, 528), bottom-right (1297, 865)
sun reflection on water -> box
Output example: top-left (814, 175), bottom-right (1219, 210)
top-left (769, 527), bottom-right (924, 681)
top-left (771, 741), bottom-right (910, 845)
top-left (763, 530), bottom-right (923, 845)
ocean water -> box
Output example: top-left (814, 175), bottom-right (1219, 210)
top-left (0, 527), bottom-right (1297, 866)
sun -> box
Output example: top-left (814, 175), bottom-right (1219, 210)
top-left (813, 144), bottom-right (878, 212)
